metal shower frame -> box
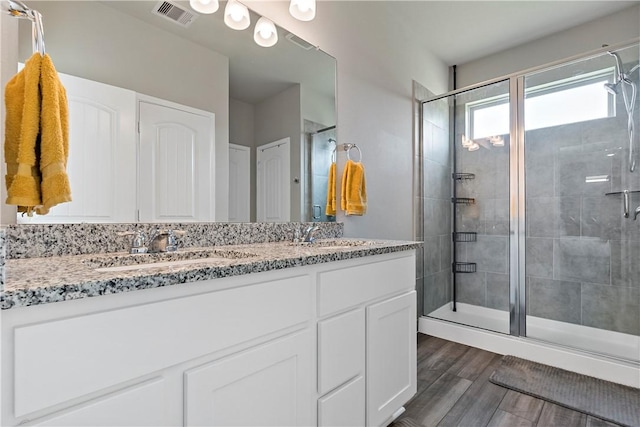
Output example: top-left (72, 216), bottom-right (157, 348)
top-left (419, 37), bottom-right (640, 338)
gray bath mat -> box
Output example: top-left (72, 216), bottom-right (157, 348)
top-left (489, 356), bottom-right (640, 427)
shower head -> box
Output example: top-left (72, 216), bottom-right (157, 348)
top-left (607, 51), bottom-right (626, 83)
top-left (604, 82), bottom-right (619, 95)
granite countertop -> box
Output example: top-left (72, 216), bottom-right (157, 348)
top-left (1, 238), bottom-right (421, 310)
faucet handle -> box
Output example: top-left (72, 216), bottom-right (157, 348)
top-left (165, 229), bottom-right (186, 252)
top-left (117, 230), bottom-right (148, 254)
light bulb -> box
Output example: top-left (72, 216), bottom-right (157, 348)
top-left (259, 27), bottom-right (271, 39)
top-left (297, 0), bottom-right (311, 12)
top-left (229, 4), bottom-right (243, 21)
top-left (190, 0), bottom-right (219, 14)
top-left (289, 0), bottom-right (316, 21)
top-left (224, 0), bottom-right (250, 30)
top-left (254, 17), bottom-right (278, 47)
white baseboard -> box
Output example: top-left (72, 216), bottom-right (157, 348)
top-left (419, 315), bottom-right (640, 388)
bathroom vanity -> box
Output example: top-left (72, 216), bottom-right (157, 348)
top-left (1, 234), bottom-right (418, 427)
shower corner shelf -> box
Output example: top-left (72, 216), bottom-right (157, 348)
top-left (453, 262), bottom-right (477, 273)
top-left (452, 197), bottom-right (476, 205)
top-left (452, 173), bottom-right (475, 181)
top-left (453, 232), bottom-right (477, 242)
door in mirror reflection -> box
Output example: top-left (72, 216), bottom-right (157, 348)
top-left (138, 100), bottom-right (215, 223)
top-left (228, 144), bottom-right (250, 223)
top-left (257, 138), bottom-right (291, 222)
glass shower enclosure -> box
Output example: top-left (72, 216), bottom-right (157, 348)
top-left (420, 41), bottom-right (640, 362)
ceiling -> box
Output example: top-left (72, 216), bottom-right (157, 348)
top-left (102, 1), bottom-right (638, 103)
top-left (102, 1), bottom-right (337, 105)
top-left (359, 1), bottom-right (638, 66)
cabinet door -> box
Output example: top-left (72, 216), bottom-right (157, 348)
top-left (317, 308), bottom-right (365, 395)
top-left (18, 72), bottom-right (137, 223)
top-left (366, 291), bottom-right (417, 427)
top-left (138, 100), bottom-right (215, 222)
top-left (28, 378), bottom-right (176, 426)
top-left (318, 376), bottom-right (365, 427)
top-left (184, 331), bottom-right (312, 426)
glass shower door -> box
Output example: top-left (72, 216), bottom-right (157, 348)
top-left (523, 45), bottom-right (640, 361)
top-left (423, 79), bottom-right (512, 335)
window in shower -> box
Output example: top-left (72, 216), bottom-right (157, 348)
top-left (467, 67), bottom-right (615, 139)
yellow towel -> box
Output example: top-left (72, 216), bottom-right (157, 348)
top-left (341, 159), bottom-right (367, 216)
top-left (4, 53), bottom-right (71, 215)
top-left (325, 162), bottom-right (336, 216)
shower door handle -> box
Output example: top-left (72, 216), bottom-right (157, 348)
top-left (624, 190), bottom-right (630, 218)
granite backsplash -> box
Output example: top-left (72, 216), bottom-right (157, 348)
top-left (3, 222), bottom-right (344, 260)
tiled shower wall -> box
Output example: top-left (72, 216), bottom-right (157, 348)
top-left (524, 109), bottom-right (640, 336)
top-left (414, 81), bottom-right (452, 316)
top-left (451, 76), bottom-right (639, 336)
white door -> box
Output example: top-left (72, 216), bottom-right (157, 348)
top-left (366, 291), bottom-right (417, 427)
top-left (257, 138), bottom-right (290, 222)
top-left (138, 99), bottom-right (215, 222)
top-left (18, 72), bottom-right (137, 223)
top-left (184, 331), bottom-right (312, 426)
top-left (228, 144), bottom-right (250, 222)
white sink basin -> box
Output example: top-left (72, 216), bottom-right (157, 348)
top-left (94, 257), bottom-right (243, 273)
top-left (287, 239), bottom-right (376, 249)
top-left (85, 248), bottom-right (257, 272)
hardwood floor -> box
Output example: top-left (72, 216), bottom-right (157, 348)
top-left (392, 335), bottom-right (623, 427)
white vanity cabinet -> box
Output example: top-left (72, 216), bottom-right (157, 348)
top-left (1, 250), bottom-right (416, 427)
top-left (316, 253), bottom-right (417, 427)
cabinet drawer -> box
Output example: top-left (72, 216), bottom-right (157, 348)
top-left (13, 276), bottom-right (311, 417)
top-left (318, 376), bottom-right (365, 427)
top-left (317, 309), bottom-right (364, 395)
top-left (28, 378), bottom-right (173, 426)
top-left (317, 253), bottom-right (415, 317)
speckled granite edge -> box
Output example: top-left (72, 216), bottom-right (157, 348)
top-left (0, 228), bottom-right (5, 294)
top-left (1, 240), bottom-right (421, 310)
top-left (5, 222), bottom-right (344, 259)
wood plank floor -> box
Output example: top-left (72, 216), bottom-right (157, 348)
top-left (391, 335), bottom-right (623, 427)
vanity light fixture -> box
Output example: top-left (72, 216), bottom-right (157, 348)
top-left (461, 134), bottom-right (473, 148)
top-left (489, 135), bottom-right (504, 147)
top-left (189, 0), bottom-right (219, 14)
top-left (224, 0), bottom-right (250, 30)
top-left (289, 0), bottom-right (316, 21)
top-left (254, 16), bottom-right (278, 47)
top-left (468, 142), bottom-right (480, 152)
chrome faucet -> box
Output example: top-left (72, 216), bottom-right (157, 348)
top-left (118, 230), bottom-right (148, 254)
top-left (148, 229), bottom-right (185, 253)
top-left (302, 225), bottom-right (320, 243)
top-left (634, 206), bottom-right (640, 221)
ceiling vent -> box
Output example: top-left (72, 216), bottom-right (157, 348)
top-left (152, 1), bottom-right (197, 28)
top-left (285, 32), bottom-right (315, 51)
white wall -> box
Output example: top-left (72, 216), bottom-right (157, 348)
top-left (254, 85), bottom-right (303, 221)
top-left (245, 1), bottom-right (449, 240)
top-left (14, 1), bottom-right (230, 221)
top-left (301, 85), bottom-right (335, 130)
top-left (456, 4), bottom-right (640, 88)
top-left (229, 98), bottom-right (256, 220)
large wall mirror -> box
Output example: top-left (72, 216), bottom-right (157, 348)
top-left (14, 0), bottom-right (336, 224)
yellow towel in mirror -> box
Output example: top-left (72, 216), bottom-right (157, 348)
top-left (4, 53), bottom-right (71, 215)
top-left (341, 159), bottom-right (367, 216)
top-left (325, 162), bottom-right (336, 216)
